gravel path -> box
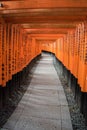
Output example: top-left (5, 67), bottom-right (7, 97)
top-left (0, 53), bottom-right (87, 130)
top-left (1, 53), bottom-right (72, 130)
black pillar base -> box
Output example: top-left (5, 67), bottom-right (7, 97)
top-left (54, 55), bottom-right (87, 125)
top-left (0, 86), bottom-right (3, 109)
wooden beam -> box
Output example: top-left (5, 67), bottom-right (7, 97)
top-left (30, 34), bottom-right (65, 38)
top-left (1, 0), bottom-right (87, 10)
top-left (25, 28), bottom-right (75, 34)
top-left (22, 23), bottom-right (76, 28)
top-left (1, 8), bottom-right (87, 16)
top-left (3, 15), bottom-right (86, 24)
top-left (25, 28), bottom-right (75, 31)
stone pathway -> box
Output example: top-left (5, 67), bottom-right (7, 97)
top-left (1, 53), bottom-right (73, 130)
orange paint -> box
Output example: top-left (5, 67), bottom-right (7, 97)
top-left (0, 24), bottom-right (2, 85)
